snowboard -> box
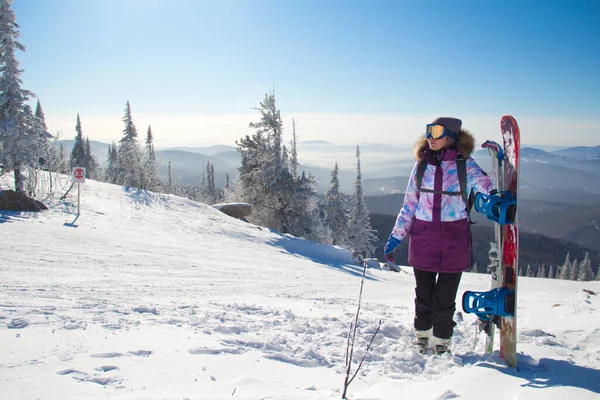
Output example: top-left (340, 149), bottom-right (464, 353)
top-left (499, 114), bottom-right (520, 368)
top-left (462, 115), bottom-right (520, 368)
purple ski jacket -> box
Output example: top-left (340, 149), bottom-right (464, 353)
top-left (390, 131), bottom-right (493, 273)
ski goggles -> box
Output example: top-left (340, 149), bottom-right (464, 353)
top-left (425, 124), bottom-right (456, 140)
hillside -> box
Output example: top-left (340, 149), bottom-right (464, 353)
top-left (1, 174), bottom-right (600, 399)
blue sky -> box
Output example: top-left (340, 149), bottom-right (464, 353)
top-left (12, 0), bottom-right (600, 147)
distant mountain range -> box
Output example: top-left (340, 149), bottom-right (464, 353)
top-left (57, 140), bottom-right (600, 200)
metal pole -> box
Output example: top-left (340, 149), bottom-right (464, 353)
top-left (78, 183), bottom-right (81, 215)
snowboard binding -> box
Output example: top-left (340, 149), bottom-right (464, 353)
top-left (474, 191), bottom-right (516, 225)
top-left (462, 287), bottom-right (515, 322)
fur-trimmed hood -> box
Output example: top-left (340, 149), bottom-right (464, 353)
top-left (413, 129), bottom-right (476, 160)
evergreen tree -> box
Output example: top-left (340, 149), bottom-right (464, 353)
top-left (34, 99), bottom-right (46, 131)
top-left (570, 259), bottom-right (579, 281)
top-left (346, 145), bottom-right (377, 257)
top-left (0, 0), bottom-right (45, 193)
top-left (323, 162), bottom-right (348, 246)
top-left (117, 101), bottom-right (142, 187)
top-left (142, 125), bottom-right (160, 191)
top-left (548, 265), bottom-right (556, 279)
top-left (558, 253), bottom-right (571, 280)
top-left (290, 118), bottom-right (298, 179)
top-left (237, 93), bottom-right (294, 232)
top-left (69, 114), bottom-right (86, 169)
top-left (85, 137), bottom-right (99, 179)
top-left (105, 142), bottom-right (118, 184)
top-left (578, 252), bottom-right (594, 281)
top-left (526, 264), bottom-right (534, 277)
top-left (222, 173), bottom-right (236, 202)
top-left (34, 100), bottom-right (58, 172)
top-left (596, 264), bottom-right (600, 281)
top-left (288, 170), bottom-right (323, 242)
top-left (537, 264), bottom-right (546, 278)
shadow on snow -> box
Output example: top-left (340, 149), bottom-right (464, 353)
top-left (272, 234), bottom-right (379, 280)
top-left (462, 353), bottom-right (600, 395)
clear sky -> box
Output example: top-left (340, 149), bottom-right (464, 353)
top-left (11, 0), bottom-right (600, 148)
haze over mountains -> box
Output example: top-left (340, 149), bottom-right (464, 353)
top-left (62, 140), bottom-right (600, 200)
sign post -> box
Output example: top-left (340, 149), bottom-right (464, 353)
top-left (72, 167), bottom-right (86, 215)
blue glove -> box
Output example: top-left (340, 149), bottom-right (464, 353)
top-left (383, 236), bottom-right (401, 255)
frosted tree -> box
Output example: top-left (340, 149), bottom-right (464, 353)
top-left (347, 145), bottom-right (377, 258)
top-left (0, 0), bottom-right (46, 192)
top-left (578, 252), bottom-right (594, 281)
top-left (69, 114), bottom-right (86, 169)
top-left (570, 259), bottom-right (579, 281)
top-left (236, 92), bottom-right (321, 241)
top-left (203, 161), bottom-right (217, 204)
top-left (596, 264), bottom-right (600, 281)
top-left (34, 100), bottom-right (52, 170)
top-left (237, 92), bottom-right (293, 231)
top-left (167, 161), bottom-right (173, 193)
top-left (323, 162), bottom-right (348, 246)
top-left (537, 264), bottom-right (546, 278)
top-left (547, 265), bottom-right (556, 279)
top-left (35, 101), bottom-right (64, 177)
top-left (141, 125), bottom-right (160, 191)
top-left (221, 173), bottom-right (236, 203)
top-left (558, 253), bottom-right (571, 280)
top-left (117, 101), bottom-right (142, 187)
top-left (85, 137), bottom-right (99, 179)
top-left (288, 171), bottom-right (324, 242)
top-left (526, 264), bottom-right (534, 277)
top-left (289, 118), bottom-right (298, 178)
top-left (105, 142), bottom-right (118, 184)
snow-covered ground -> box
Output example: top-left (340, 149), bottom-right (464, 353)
top-left (1, 174), bottom-right (599, 400)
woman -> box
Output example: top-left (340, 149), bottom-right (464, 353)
top-left (383, 117), bottom-right (493, 355)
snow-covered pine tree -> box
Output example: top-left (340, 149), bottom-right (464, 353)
top-left (578, 252), bottom-right (594, 282)
top-left (34, 100), bottom-right (52, 170)
top-left (167, 161), bottom-right (173, 193)
top-left (105, 142), bottom-right (118, 184)
top-left (289, 170), bottom-right (324, 242)
top-left (548, 265), bottom-right (556, 279)
top-left (0, 0), bottom-right (45, 193)
top-left (85, 137), bottom-right (99, 179)
top-left (204, 161), bottom-right (217, 204)
top-left (537, 263), bottom-right (546, 278)
top-left (221, 173), bottom-right (236, 203)
top-left (346, 145), bottom-right (377, 258)
top-left (558, 253), bottom-right (571, 280)
top-left (142, 125), bottom-right (160, 191)
top-left (198, 167), bottom-right (207, 202)
top-left (69, 114), bottom-right (86, 169)
top-left (34, 99), bottom-right (46, 131)
top-left (323, 162), bottom-right (349, 246)
top-left (570, 259), bottom-right (580, 281)
top-left (597, 264), bottom-right (600, 281)
top-left (290, 118), bottom-right (298, 179)
top-left (34, 100), bottom-right (62, 178)
top-left (526, 264), bottom-right (534, 277)
top-left (117, 101), bottom-right (142, 187)
top-left (237, 92), bottom-right (294, 232)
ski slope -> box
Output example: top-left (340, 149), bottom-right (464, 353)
top-left (1, 174), bottom-right (599, 399)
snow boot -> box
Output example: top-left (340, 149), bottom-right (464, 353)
top-left (414, 328), bottom-right (432, 354)
top-left (432, 336), bottom-right (452, 355)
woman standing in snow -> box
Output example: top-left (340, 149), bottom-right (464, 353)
top-left (383, 117), bottom-right (493, 355)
